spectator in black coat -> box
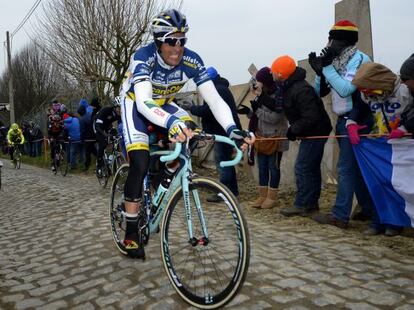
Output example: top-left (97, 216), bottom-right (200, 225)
top-left (181, 67), bottom-right (242, 199)
top-left (270, 55), bottom-right (332, 218)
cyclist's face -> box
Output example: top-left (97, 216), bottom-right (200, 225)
top-left (160, 33), bottom-right (185, 66)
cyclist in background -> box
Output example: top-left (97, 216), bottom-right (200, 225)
top-left (120, 9), bottom-right (254, 258)
top-left (48, 105), bottom-right (66, 172)
top-left (93, 97), bottom-right (122, 177)
top-left (7, 123), bottom-right (25, 161)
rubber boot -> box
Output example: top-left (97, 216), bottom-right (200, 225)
top-left (249, 186), bottom-right (268, 208)
top-left (261, 188), bottom-right (278, 209)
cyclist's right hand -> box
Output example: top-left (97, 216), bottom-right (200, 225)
top-left (168, 121), bottom-right (193, 143)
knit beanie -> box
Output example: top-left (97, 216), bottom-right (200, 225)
top-left (270, 55), bottom-right (296, 80)
top-left (352, 63), bottom-right (397, 92)
top-left (400, 53), bottom-right (414, 81)
top-left (255, 67), bottom-right (274, 89)
top-left (329, 20), bottom-right (358, 44)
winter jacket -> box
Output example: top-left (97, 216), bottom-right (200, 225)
top-left (315, 50), bottom-right (371, 116)
top-left (190, 75), bottom-right (242, 135)
top-left (64, 116), bottom-right (81, 141)
top-left (352, 64), bottom-right (413, 134)
top-left (282, 67), bottom-right (332, 137)
top-left (93, 106), bottom-right (121, 135)
top-left (252, 91), bottom-right (289, 152)
top-left (78, 98), bottom-right (94, 123)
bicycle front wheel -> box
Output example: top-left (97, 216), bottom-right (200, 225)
top-left (14, 151), bottom-right (21, 169)
top-left (160, 177), bottom-right (250, 309)
top-left (60, 150), bottom-right (68, 176)
top-left (109, 163), bottom-right (129, 256)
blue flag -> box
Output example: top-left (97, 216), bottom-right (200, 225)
top-left (353, 138), bottom-right (414, 227)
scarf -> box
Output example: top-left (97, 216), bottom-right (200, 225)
top-left (332, 45), bottom-right (357, 76)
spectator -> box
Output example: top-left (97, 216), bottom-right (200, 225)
top-left (270, 55), bottom-right (332, 217)
top-left (398, 53), bottom-right (414, 135)
top-left (352, 62), bottom-right (413, 236)
top-left (29, 121), bottom-right (43, 157)
top-left (183, 67), bottom-right (242, 200)
top-left (63, 113), bottom-right (83, 169)
top-left (308, 20), bottom-right (374, 228)
top-left (84, 97), bottom-right (101, 172)
top-left (21, 122), bottom-right (31, 156)
top-left (77, 99), bottom-right (89, 170)
top-left (248, 67), bottom-right (289, 209)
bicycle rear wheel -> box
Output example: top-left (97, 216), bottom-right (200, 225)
top-left (59, 150), bottom-right (68, 176)
top-left (109, 163), bottom-right (129, 255)
top-left (160, 176), bottom-right (250, 309)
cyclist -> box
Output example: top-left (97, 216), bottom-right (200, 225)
top-left (7, 123), bottom-right (25, 161)
top-left (48, 107), bottom-right (65, 172)
top-left (93, 97), bottom-right (122, 177)
top-left (120, 9), bottom-right (254, 258)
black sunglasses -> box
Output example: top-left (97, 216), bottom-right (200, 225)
top-left (157, 37), bottom-right (187, 47)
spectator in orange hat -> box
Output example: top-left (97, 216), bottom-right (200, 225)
top-left (270, 55), bottom-right (332, 217)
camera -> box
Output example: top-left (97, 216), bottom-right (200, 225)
top-left (249, 77), bottom-right (258, 90)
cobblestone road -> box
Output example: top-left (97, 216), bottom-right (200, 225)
top-left (1, 162), bottom-right (414, 310)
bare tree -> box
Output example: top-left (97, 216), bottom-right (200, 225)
top-left (38, 0), bottom-right (182, 99)
top-left (0, 40), bottom-right (92, 125)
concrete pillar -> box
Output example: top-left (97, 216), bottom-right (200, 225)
top-left (335, 0), bottom-right (373, 60)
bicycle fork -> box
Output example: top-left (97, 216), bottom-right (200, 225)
top-left (182, 174), bottom-right (209, 247)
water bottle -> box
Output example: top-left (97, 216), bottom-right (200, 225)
top-left (108, 154), bottom-right (114, 166)
top-left (152, 168), bottom-right (174, 206)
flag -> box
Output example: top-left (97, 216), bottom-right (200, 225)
top-left (353, 137), bottom-right (414, 227)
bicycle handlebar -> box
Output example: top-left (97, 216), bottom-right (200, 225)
top-left (214, 135), bottom-right (243, 168)
top-left (160, 143), bottom-right (182, 162)
top-left (159, 133), bottom-right (243, 168)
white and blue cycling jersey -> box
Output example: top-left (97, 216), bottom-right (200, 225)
top-left (121, 43), bottom-right (237, 152)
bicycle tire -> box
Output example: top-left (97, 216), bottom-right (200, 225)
top-left (97, 161), bottom-right (110, 188)
top-left (60, 150), bottom-right (68, 176)
top-left (109, 163), bottom-right (130, 256)
top-left (160, 176), bottom-right (250, 309)
top-left (14, 150), bottom-right (21, 169)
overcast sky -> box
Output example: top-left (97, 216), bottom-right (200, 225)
top-left (1, 0), bottom-right (413, 85)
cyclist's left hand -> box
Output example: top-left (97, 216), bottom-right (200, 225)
top-left (230, 129), bottom-right (255, 152)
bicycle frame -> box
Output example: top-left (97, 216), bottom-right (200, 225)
top-left (145, 134), bottom-right (242, 241)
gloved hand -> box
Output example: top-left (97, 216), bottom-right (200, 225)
top-left (230, 129), bottom-right (254, 149)
top-left (168, 121), bottom-right (188, 142)
top-left (389, 128), bottom-right (407, 139)
top-left (178, 100), bottom-right (193, 111)
top-left (308, 52), bottom-right (323, 76)
top-left (346, 124), bottom-right (367, 145)
top-left (320, 47), bottom-right (335, 67)
top-left (286, 127), bottom-right (297, 141)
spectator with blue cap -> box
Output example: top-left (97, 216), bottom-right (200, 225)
top-left (180, 66), bottom-right (242, 200)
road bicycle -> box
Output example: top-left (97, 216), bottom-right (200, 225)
top-left (97, 135), bottom-right (126, 188)
top-left (52, 141), bottom-right (68, 176)
top-left (109, 133), bottom-right (250, 309)
top-left (12, 144), bottom-right (22, 169)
